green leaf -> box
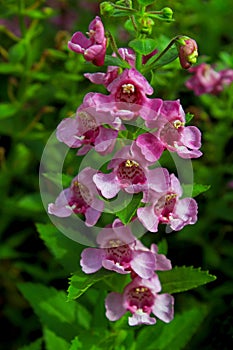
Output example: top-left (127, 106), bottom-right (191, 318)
top-left (44, 328), bottom-right (70, 350)
top-left (158, 266), bottom-right (216, 294)
top-left (0, 62), bottom-right (23, 74)
top-left (17, 193), bottom-right (44, 212)
top-left (9, 40), bottom-right (26, 62)
top-left (182, 183), bottom-right (211, 198)
top-left (129, 38), bottom-right (157, 55)
top-left (143, 45), bottom-right (178, 71)
top-left (110, 9), bottom-right (136, 17)
top-left (36, 223), bottom-right (83, 273)
top-left (185, 112), bottom-right (194, 124)
top-left (18, 283), bottom-right (80, 341)
top-left (69, 337), bottom-right (83, 350)
top-left (115, 192), bottom-right (143, 225)
top-left (104, 55), bottom-right (130, 68)
top-left (18, 338), bottom-right (43, 350)
top-left (137, 0), bottom-right (156, 6)
top-left (136, 304), bottom-right (208, 350)
top-left (67, 269), bottom-right (113, 301)
top-left (0, 103), bottom-right (19, 119)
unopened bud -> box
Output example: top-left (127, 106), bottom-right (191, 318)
top-left (176, 37), bottom-right (198, 69)
top-left (162, 7), bottom-right (173, 20)
top-left (139, 17), bottom-right (154, 35)
top-left (100, 2), bottom-right (115, 16)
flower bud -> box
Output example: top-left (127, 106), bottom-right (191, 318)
top-left (139, 17), bottom-right (154, 35)
top-left (100, 2), bottom-right (115, 16)
top-left (176, 37), bottom-right (198, 69)
top-left (162, 7), bottom-right (173, 20)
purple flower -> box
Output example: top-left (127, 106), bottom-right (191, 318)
top-left (56, 93), bottom-right (118, 155)
top-left (186, 63), bottom-right (233, 95)
top-left (68, 16), bottom-right (107, 66)
top-left (48, 167), bottom-right (104, 226)
top-left (93, 142), bottom-right (169, 199)
top-left (105, 275), bottom-right (174, 326)
top-left (137, 173), bottom-right (198, 232)
top-left (84, 48), bottom-right (135, 87)
top-left (81, 219), bottom-right (172, 277)
top-left (88, 68), bottom-right (163, 121)
top-left (136, 100), bottom-right (202, 160)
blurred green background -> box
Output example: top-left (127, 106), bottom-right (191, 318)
top-left (0, 1), bottom-right (233, 349)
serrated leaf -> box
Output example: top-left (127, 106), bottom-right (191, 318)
top-left (44, 328), bottom-right (70, 350)
top-left (182, 183), bottom-right (211, 198)
top-left (104, 55), bottom-right (130, 68)
top-left (18, 338), bottom-right (43, 350)
top-left (129, 38), bottom-right (157, 55)
top-left (136, 304), bottom-right (208, 350)
top-left (158, 266), bottom-right (216, 294)
top-left (18, 283), bottom-right (79, 341)
top-left (115, 192), bottom-right (143, 225)
top-left (67, 269), bottom-right (113, 300)
top-left (36, 223), bottom-right (83, 273)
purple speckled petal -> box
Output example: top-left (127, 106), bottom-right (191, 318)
top-left (105, 292), bottom-right (126, 321)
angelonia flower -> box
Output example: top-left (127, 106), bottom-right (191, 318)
top-left (68, 16), bottom-right (107, 66)
top-left (48, 167), bottom-right (104, 226)
top-left (186, 63), bottom-right (233, 95)
top-left (136, 99), bottom-right (202, 160)
top-left (48, 14), bottom-right (204, 327)
top-left (137, 173), bottom-right (198, 232)
top-left (105, 275), bottom-right (174, 326)
top-left (81, 219), bottom-right (172, 278)
top-left (56, 93), bottom-right (118, 155)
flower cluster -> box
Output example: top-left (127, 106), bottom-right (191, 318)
top-left (186, 63), bottom-right (233, 95)
top-left (48, 16), bottom-right (202, 326)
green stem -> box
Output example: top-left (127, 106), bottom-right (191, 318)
top-left (142, 35), bottom-right (182, 74)
top-left (18, 0), bottom-right (27, 37)
top-left (107, 31), bottom-right (124, 61)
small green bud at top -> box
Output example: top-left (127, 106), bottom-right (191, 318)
top-left (139, 17), bottom-right (154, 35)
top-left (100, 2), bottom-right (115, 16)
top-left (162, 7), bottom-right (173, 20)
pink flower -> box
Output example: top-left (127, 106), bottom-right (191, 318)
top-left (56, 93), bottom-right (118, 155)
top-left (136, 100), bottom-right (202, 160)
top-left (84, 48), bottom-right (135, 87)
top-left (81, 219), bottom-right (172, 277)
top-left (68, 16), bottom-right (107, 66)
top-left (90, 68), bottom-right (163, 121)
top-left (186, 63), bottom-right (233, 95)
top-left (177, 38), bottom-right (198, 69)
top-left (105, 275), bottom-right (174, 326)
top-left (48, 167), bottom-right (104, 226)
top-left (93, 142), bottom-right (169, 199)
top-left (137, 173), bottom-right (198, 232)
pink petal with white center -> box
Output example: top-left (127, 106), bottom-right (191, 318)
top-left (105, 292), bottom-right (126, 321)
top-left (102, 259), bottom-right (129, 274)
top-left (68, 31), bottom-right (90, 51)
top-left (137, 205), bottom-right (159, 233)
top-left (180, 126), bottom-right (202, 150)
top-left (80, 248), bottom-right (104, 273)
top-left (136, 133), bottom-right (164, 163)
top-left (48, 189), bottom-right (72, 217)
top-left (170, 197), bottom-right (197, 231)
top-left (152, 293), bottom-right (174, 323)
top-left (93, 172), bottom-right (120, 199)
top-left (128, 312), bottom-right (156, 326)
top-left (56, 118), bottom-right (82, 148)
top-left (131, 250), bottom-right (156, 279)
top-left (170, 173), bottom-right (183, 198)
top-left (147, 168), bottom-right (170, 193)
